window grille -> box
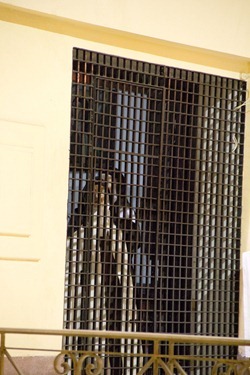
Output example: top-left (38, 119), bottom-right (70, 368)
top-left (64, 48), bottom-right (246, 374)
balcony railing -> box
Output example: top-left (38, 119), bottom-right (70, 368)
top-left (1, 328), bottom-right (250, 375)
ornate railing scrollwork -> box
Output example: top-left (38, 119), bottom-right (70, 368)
top-left (76, 353), bottom-right (103, 375)
top-left (137, 357), bottom-right (189, 375)
top-left (163, 359), bottom-right (188, 375)
top-left (1, 328), bottom-right (250, 375)
top-left (212, 361), bottom-right (250, 375)
top-left (54, 351), bottom-right (103, 375)
top-left (54, 351), bottom-right (76, 375)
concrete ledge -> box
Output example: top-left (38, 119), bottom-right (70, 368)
top-left (4, 356), bottom-right (56, 375)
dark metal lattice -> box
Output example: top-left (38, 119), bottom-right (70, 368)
top-left (63, 48), bottom-right (246, 374)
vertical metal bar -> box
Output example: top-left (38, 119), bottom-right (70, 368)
top-left (154, 88), bottom-right (166, 332)
top-left (214, 82), bottom-right (224, 341)
top-left (168, 342), bottom-right (174, 373)
top-left (0, 333), bottom-right (5, 375)
top-left (153, 339), bottom-right (159, 375)
top-left (85, 75), bottom-right (97, 339)
top-left (190, 80), bottom-right (204, 374)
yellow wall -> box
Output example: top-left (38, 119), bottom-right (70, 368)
top-left (1, 0), bottom-right (250, 350)
top-left (1, 0), bottom-right (250, 58)
top-left (0, 21), bottom-right (72, 350)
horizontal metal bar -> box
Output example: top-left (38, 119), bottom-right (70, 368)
top-left (1, 328), bottom-right (250, 347)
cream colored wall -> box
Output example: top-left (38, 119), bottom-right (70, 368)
top-left (1, 0), bottom-right (250, 352)
top-left (0, 21), bottom-right (72, 350)
top-left (1, 0), bottom-right (250, 59)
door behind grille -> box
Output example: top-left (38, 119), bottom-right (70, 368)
top-left (64, 49), bottom-right (246, 374)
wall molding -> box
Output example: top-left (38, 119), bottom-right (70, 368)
top-left (0, 2), bottom-right (250, 74)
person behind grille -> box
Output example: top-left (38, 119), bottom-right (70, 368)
top-left (67, 168), bottom-right (141, 374)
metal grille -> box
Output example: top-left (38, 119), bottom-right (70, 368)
top-left (64, 48), bottom-right (246, 374)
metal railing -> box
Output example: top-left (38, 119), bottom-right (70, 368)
top-left (1, 328), bottom-right (250, 374)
